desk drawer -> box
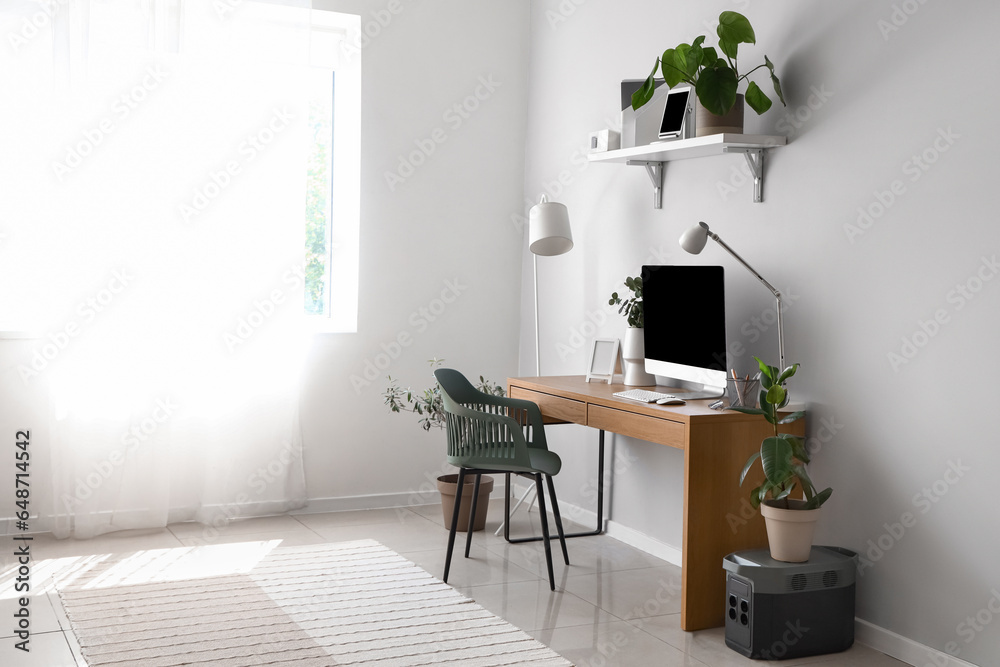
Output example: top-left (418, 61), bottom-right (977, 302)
top-left (510, 387), bottom-right (586, 425)
top-left (588, 404), bottom-right (685, 449)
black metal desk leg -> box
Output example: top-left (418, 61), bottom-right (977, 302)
top-left (505, 429), bottom-right (607, 543)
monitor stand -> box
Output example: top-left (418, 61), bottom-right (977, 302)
top-left (656, 377), bottom-right (726, 401)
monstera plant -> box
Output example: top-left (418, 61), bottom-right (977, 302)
top-left (632, 11), bottom-right (785, 117)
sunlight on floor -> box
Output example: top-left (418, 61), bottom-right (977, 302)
top-left (0, 540), bottom-right (283, 598)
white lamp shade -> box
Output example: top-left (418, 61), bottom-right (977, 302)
top-left (679, 221), bottom-right (710, 254)
top-left (529, 200), bottom-right (573, 256)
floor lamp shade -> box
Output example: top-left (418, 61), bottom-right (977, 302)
top-left (529, 196), bottom-right (573, 256)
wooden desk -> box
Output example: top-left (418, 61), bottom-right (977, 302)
top-left (507, 375), bottom-right (805, 632)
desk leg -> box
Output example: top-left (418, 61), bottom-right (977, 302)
top-left (504, 429), bottom-right (606, 542)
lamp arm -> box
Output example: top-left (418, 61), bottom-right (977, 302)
top-left (709, 232), bottom-right (785, 370)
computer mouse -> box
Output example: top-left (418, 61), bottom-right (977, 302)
top-left (656, 397), bottom-right (686, 405)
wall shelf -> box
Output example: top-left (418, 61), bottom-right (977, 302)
top-left (587, 133), bottom-right (786, 208)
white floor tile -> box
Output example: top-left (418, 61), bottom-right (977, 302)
top-left (167, 514), bottom-right (308, 539)
top-left (563, 565), bottom-right (684, 621)
top-left (457, 579), bottom-right (620, 631)
top-left (0, 593), bottom-right (61, 638)
top-left (530, 619), bottom-right (710, 667)
top-left (400, 545), bottom-right (541, 588)
top-left (0, 630), bottom-right (78, 666)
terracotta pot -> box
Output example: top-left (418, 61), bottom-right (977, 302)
top-left (696, 94), bottom-right (745, 137)
top-left (760, 499), bottom-right (820, 562)
top-left (437, 474), bottom-right (493, 532)
top-left (622, 327), bottom-right (655, 386)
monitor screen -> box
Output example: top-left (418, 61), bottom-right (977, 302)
top-left (641, 265), bottom-right (727, 398)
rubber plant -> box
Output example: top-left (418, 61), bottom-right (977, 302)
top-left (608, 276), bottom-right (643, 328)
top-left (730, 357), bottom-right (832, 510)
top-left (631, 11), bottom-right (785, 117)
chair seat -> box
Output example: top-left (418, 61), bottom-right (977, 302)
top-left (453, 446), bottom-right (561, 477)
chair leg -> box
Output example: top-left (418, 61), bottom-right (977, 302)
top-left (533, 473), bottom-right (556, 591)
top-left (546, 474), bottom-right (570, 566)
top-left (443, 468), bottom-right (467, 584)
top-left (503, 472), bottom-right (511, 542)
top-left (465, 473), bottom-right (482, 558)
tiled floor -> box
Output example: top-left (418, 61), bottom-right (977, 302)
top-left (0, 499), bottom-right (909, 667)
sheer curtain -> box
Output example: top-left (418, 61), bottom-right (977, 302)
top-left (0, 1), bottom-right (321, 538)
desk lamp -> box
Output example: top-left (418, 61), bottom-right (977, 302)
top-left (528, 195), bottom-right (573, 375)
top-left (679, 221), bottom-right (785, 371)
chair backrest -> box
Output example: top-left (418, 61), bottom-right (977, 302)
top-left (434, 368), bottom-right (533, 470)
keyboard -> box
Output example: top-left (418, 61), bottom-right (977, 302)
top-left (612, 389), bottom-right (678, 403)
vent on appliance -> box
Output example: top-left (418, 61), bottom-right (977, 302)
top-left (786, 570), bottom-right (840, 593)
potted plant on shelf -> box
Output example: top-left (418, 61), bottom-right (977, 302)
top-left (609, 276), bottom-right (654, 386)
top-left (383, 359), bottom-right (506, 532)
top-left (729, 357), bottom-right (832, 562)
top-left (631, 11), bottom-right (785, 137)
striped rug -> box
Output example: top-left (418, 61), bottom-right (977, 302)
top-left (57, 539), bottom-right (572, 666)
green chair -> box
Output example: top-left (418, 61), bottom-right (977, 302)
top-left (434, 368), bottom-right (569, 591)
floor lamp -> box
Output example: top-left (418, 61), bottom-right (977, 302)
top-left (528, 194), bottom-right (574, 375)
top-left (498, 195), bottom-right (573, 535)
top-left (679, 221), bottom-right (785, 371)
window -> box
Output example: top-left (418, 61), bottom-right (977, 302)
top-left (303, 10), bottom-right (360, 333)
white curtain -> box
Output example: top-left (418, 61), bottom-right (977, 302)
top-left (0, 1), bottom-right (319, 538)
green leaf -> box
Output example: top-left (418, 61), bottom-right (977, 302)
top-left (773, 483), bottom-right (795, 501)
top-left (791, 464), bottom-right (817, 498)
top-left (631, 59), bottom-right (659, 110)
top-left (779, 433), bottom-right (810, 464)
top-left (804, 487), bottom-right (833, 509)
top-left (755, 357), bottom-right (773, 382)
top-left (749, 484), bottom-right (763, 509)
top-left (765, 384), bottom-right (786, 406)
top-left (765, 55), bottom-right (785, 106)
top-left (717, 11), bottom-right (756, 47)
top-left (694, 66), bottom-right (738, 116)
top-left (777, 362), bottom-right (799, 385)
top-left (700, 46), bottom-right (719, 67)
top-left (760, 436), bottom-right (794, 486)
top-left (777, 410), bottom-right (805, 424)
top-left (686, 36), bottom-right (705, 76)
top-left (659, 48), bottom-right (688, 88)
top-left (744, 80), bottom-right (772, 114)
top-left (739, 451), bottom-right (761, 486)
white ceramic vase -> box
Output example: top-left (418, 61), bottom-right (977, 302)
top-left (621, 327), bottom-right (655, 386)
top-left (760, 499), bottom-right (821, 562)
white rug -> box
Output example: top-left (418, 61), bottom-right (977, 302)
top-left (57, 539), bottom-right (572, 666)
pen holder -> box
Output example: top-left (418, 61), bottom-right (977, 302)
top-left (727, 377), bottom-right (760, 409)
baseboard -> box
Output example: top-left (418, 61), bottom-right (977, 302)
top-left (855, 619), bottom-right (979, 667)
top-left (296, 482), bottom-right (508, 515)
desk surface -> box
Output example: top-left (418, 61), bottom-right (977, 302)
top-left (509, 375), bottom-right (806, 631)
top-left (509, 375), bottom-right (760, 425)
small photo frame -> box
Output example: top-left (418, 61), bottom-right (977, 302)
top-left (586, 338), bottom-right (621, 384)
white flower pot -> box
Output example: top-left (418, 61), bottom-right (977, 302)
top-left (621, 327), bottom-right (655, 386)
top-left (760, 499), bottom-right (821, 562)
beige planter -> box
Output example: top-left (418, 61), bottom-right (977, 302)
top-left (696, 94), bottom-right (744, 137)
top-left (760, 499), bottom-right (820, 562)
top-left (438, 474), bottom-right (493, 532)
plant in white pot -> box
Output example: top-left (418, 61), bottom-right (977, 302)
top-left (609, 276), bottom-right (654, 386)
top-left (383, 359), bottom-right (506, 532)
top-left (631, 11), bottom-right (785, 137)
top-left (730, 357), bottom-right (832, 562)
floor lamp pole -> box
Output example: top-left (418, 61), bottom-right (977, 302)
top-left (533, 254), bottom-right (540, 376)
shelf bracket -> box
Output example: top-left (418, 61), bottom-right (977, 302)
top-left (627, 160), bottom-right (665, 209)
top-left (724, 147), bottom-right (765, 203)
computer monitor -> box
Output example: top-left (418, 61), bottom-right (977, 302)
top-left (641, 265), bottom-right (727, 400)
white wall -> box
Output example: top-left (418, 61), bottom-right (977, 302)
top-left (302, 0), bottom-right (530, 508)
top-left (520, 0), bottom-right (1000, 664)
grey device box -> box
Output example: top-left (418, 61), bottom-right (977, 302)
top-left (723, 546), bottom-right (858, 660)
top-left (620, 78), bottom-right (668, 148)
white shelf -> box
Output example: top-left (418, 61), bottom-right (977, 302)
top-left (588, 133), bottom-right (786, 207)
